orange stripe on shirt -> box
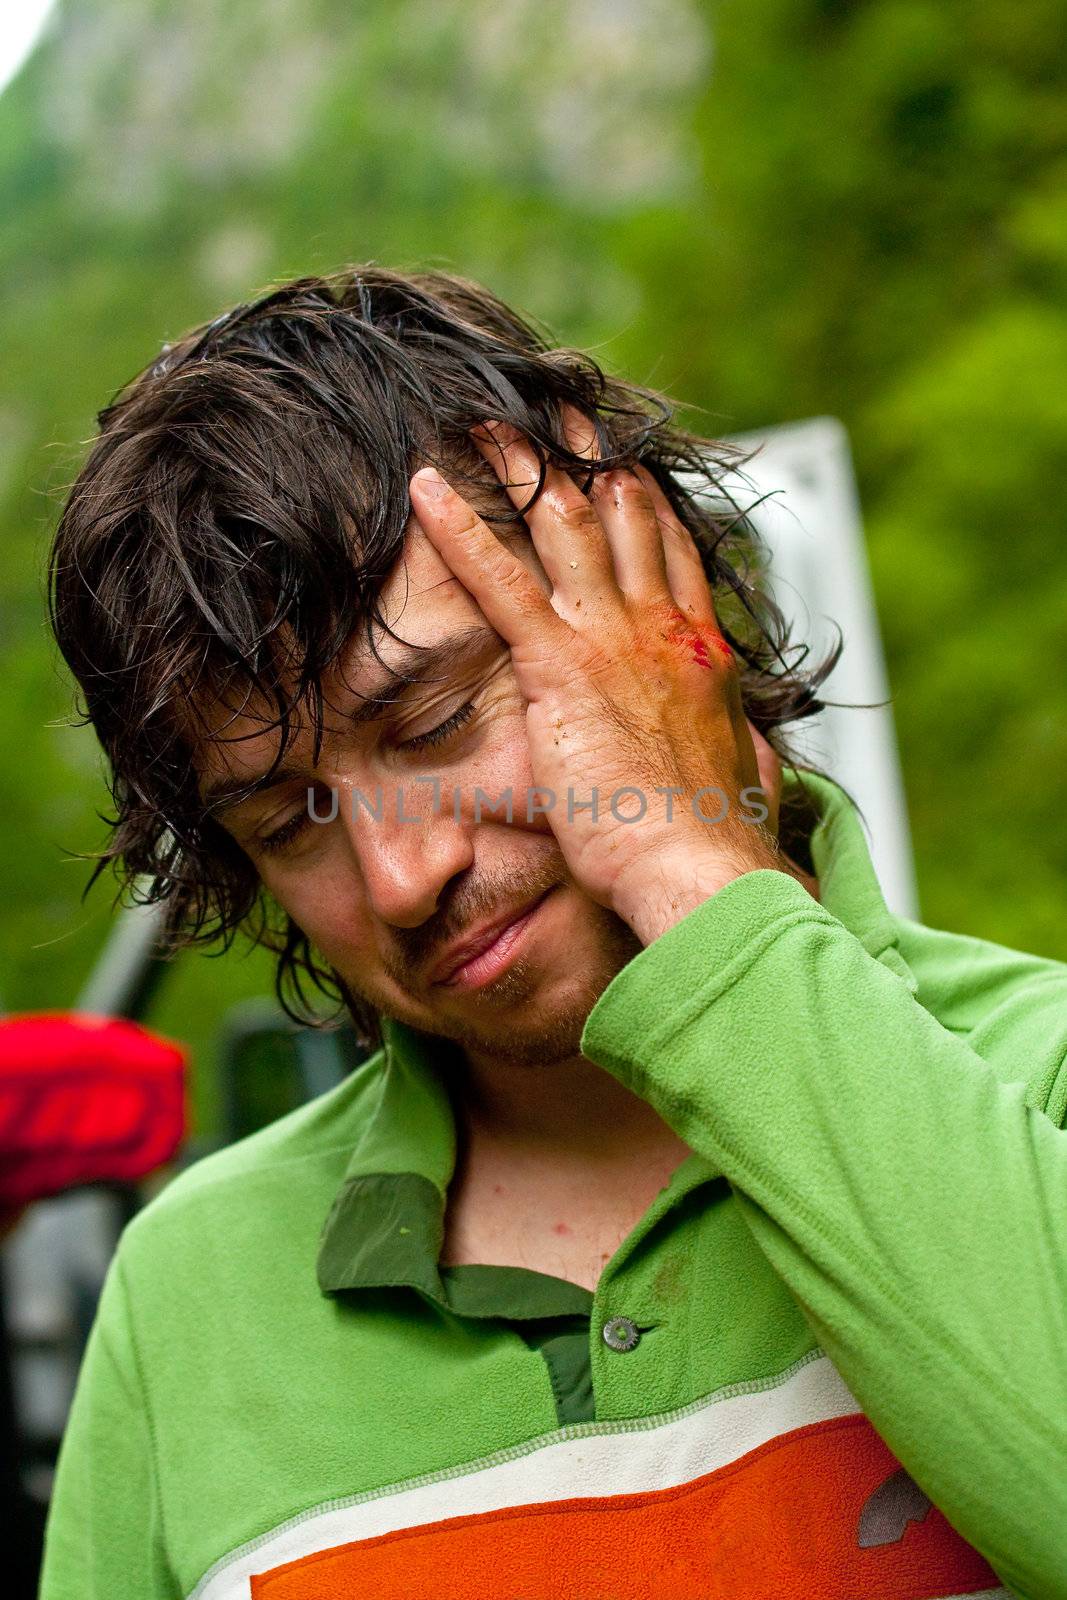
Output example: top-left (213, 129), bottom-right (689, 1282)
top-left (251, 1413), bottom-right (998, 1599)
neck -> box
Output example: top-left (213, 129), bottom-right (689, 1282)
top-left (440, 853), bottom-right (819, 1284)
top-left (450, 848), bottom-right (818, 1163)
top-left (441, 1037), bottom-right (693, 1282)
top-left (451, 1039), bottom-right (683, 1165)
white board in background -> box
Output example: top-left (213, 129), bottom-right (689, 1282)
top-left (685, 416), bottom-right (919, 920)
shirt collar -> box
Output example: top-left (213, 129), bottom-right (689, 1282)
top-left (316, 1020), bottom-right (458, 1301)
top-left (317, 766), bottom-right (916, 1299)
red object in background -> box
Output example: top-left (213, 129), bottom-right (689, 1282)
top-left (0, 1013), bottom-right (186, 1209)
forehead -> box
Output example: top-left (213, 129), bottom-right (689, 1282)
top-left (190, 520), bottom-right (484, 790)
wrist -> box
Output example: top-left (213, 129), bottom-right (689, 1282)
top-left (613, 831), bottom-right (784, 948)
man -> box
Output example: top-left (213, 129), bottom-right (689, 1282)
top-left (40, 268), bottom-right (1067, 1599)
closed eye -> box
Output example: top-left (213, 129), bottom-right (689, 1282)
top-left (257, 807), bottom-right (313, 855)
top-left (256, 702), bottom-right (479, 855)
top-left (256, 782), bottom-right (336, 855)
top-left (395, 699), bottom-right (476, 753)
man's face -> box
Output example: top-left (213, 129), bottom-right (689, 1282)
top-left (197, 521), bottom-right (642, 1067)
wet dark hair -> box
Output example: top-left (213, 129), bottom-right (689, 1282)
top-left (49, 265), bottom-right (840, 1043)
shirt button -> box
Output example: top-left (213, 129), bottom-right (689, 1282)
top-left (602, 1315), bottom-right (640, 1353)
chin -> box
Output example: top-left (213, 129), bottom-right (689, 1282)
top-left (344, 888), bottom-right (642, 1068)
top-left (421, 896), bottom-right (642, 1067)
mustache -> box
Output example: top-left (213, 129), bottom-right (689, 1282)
top-left (381, 849), bottom-right (565, 984)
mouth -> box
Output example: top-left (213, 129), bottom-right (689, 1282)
top-left (429, 889), bottom-right (555, 991)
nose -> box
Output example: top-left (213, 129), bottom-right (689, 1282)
top-left (340, 779), bottom-right (475, 928)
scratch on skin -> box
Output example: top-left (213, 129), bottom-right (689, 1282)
top-left (664, 608), bottom-right (733, 670)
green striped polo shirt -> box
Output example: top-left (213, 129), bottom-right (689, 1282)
top-left (40, 771), bottom-right (1067, 1599)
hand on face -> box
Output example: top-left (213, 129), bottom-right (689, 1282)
top-left (408, 415), bottom-right (783, 947)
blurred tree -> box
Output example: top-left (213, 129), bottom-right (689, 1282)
top-left (689, 0), bottom-right (1067, 955)
top-left (0, 0), bottom-right (1064, 1127)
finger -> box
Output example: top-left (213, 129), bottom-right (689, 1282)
top-left (559, 403), bottom-right (601, 470)
top-left (632, 463), bottom-right (719, 627)
top-left (409, 467), bottom-right (564, 648)
top-left (555, 413), bottom-right (671, 602)
top-left (589, 469), bottom-right (672, 601)
top-left (472, 421), bottom-right (615, 601)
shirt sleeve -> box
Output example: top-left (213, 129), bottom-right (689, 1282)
top-left (38, 1248), bottom-right (174, 1600)
top-left (580, 868), bottom-right (1067, 1600)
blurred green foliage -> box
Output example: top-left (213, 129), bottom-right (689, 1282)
top-left (0, 0), bottom-right (1064, 1126)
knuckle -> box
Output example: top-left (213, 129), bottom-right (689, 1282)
top-left (564, 503), bottom-right (613, 552)
top-left (453, 506), bottom-right (486, 539)
top-left (557, 493), bottom-right (602, 530)
top-left (611, 469), bottom-right (644, 497)
top-left (491, 557), bottom-right (528, 592)
top-left (491, 560), bottom-right (541, 616)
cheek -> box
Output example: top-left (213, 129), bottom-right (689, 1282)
top-left (298, 885), bottom-right (380, 977)
top-left (258, 847), bottom-right (372, 958)
top-left (453, 698), bottom-right (551, 831)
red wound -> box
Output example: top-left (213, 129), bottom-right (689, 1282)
top-left (665, 609), bottom-right (731, 670)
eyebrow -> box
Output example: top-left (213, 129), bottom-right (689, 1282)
top-left (199, 624), bottom-right (499, 817)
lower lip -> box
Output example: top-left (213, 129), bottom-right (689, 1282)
top-left (437, 892), bottom-right (553, 991)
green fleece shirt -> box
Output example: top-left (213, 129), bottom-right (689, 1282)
top-left (38, 771), bottom-right (1067, 1600)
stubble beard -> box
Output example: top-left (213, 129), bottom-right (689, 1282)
top-left (348, 893), bottom-right (643, 1069)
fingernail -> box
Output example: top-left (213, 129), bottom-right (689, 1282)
top-left (412, 467), bottom-right (449, 499)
